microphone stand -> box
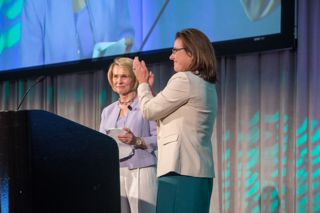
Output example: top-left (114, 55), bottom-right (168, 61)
top-left (17, 76), bottom-right (46, 110)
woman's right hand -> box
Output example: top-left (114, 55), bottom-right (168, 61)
top-left (133, 56), bottom-right (149, 84)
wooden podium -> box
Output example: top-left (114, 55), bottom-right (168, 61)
top-left (0, 110), bottom-right (120, 213)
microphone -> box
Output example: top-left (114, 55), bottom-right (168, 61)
top-left (17, 75), bottom-right (46, 110)
top-left (128, 105), bottom-right (132, 111)
top-left (138, 0), bottom-right (170, 52)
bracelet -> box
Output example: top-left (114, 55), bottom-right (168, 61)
top-left (135, 137), bottom-right (143, 147)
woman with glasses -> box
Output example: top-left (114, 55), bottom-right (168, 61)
top-left (133, 28), bottom-right (218, 213)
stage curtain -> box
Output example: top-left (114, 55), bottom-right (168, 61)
top-left (1, 0), bottom-right (319, 212)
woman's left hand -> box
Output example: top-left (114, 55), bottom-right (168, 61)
top-left (148, 71), bottom-right (154, 88)
top-left (118, 127), bottom-right (136, 145)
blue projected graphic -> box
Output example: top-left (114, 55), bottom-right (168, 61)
top-left (0, 0), bottom-right (22, 71)
top-left (0, 0), bottom-right (281, 71)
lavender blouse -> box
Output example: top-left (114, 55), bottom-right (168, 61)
top-left (99, 98), bottom-right (157, 169)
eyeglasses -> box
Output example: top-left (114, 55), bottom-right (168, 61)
top-left (171, 47), bottom-right (185, 54)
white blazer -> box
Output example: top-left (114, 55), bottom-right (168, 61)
top-left (137, 71), bottom-right (218, 177)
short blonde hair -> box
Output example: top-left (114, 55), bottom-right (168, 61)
top-left (107, 57), bottom-right (139, 91)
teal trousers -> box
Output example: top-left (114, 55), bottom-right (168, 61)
top-left (156, 173), bottom-right (213, 213)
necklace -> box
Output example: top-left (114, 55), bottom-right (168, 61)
top-left (118, 97), bottom-right (135, 105)
top-left (118, 93), bottom-right (136, 105)
top-left (118, 94), bottom-right (135, 119)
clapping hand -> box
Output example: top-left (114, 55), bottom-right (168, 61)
top-left (133, 56), bottom-right (149, 84)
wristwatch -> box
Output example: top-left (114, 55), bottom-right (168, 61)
top-left (135, 137), bottom-right (143, 147)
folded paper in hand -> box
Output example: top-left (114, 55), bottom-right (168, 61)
top-left (106, 128), bottom-right (133, 159)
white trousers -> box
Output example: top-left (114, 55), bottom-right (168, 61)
top-left (120, 167), bottom-right (157, 213)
